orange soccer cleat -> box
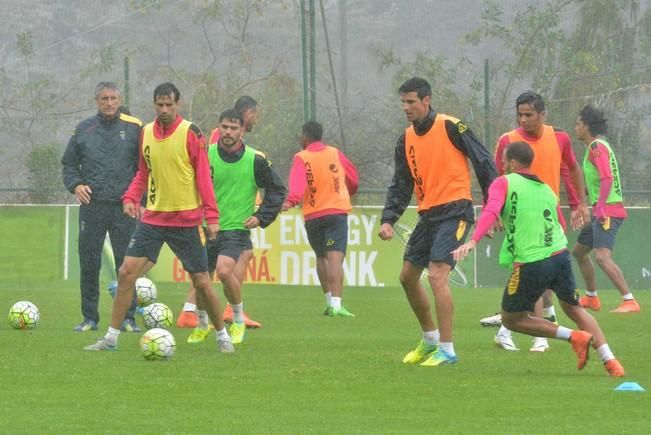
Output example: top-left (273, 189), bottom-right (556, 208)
top-left (610, 299), bottom-right (641, 313)
top-left (579, 295), bottom-right (601, 311)
top-left (604, 359), bottom-right (625, 377)
top-left (176, 310), bottom-right (198, 328)
top-left (570, 330), bottom-right (593, 370)
top-left (222, 304), bottom-right (262, 328)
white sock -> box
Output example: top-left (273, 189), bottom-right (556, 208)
top-left (422, 330), bottom-right (440, 347)
top-left (623, 293), bottom-right (634, 301)
top-left (543, 305), bottom-right (556, 318)
top-left (555, 326), bottom-right (572, 340)
top-left (232, 303), bottom-right (244, 323)
top-left (330, 296), bottom-right (342, 310)
top-left (586, 290), bottom-right (598, 297)
top-left (325, 291), bottom-right (332, 305)
top-left (438, 342), bottom-right (455, 356)
top-left (596, 343), bottom-right (615, 362)
top-left (497, 325), bottom-right (511, 336)
top-left (182, 302), bottom-right (197, 312)
top-left (215, 327), bottom-right (230, 341)
top-left (197, 310), bottom-right (209, 329)
top-left (106, 327), bottom-right (120, 343)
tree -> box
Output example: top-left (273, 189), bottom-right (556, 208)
top-left (465, 0), bottom-right (651, 199)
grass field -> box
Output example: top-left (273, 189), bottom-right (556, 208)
top-left (1, 279), bottom-right (649, 434)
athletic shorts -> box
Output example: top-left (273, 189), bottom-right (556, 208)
top-left (206, 229), bottom-right (252, 273)
top-left (501, 250), bottom-right (579, 313)
top-left (126, 222), bottom-right (208, 273)
top-left (305, 213), bottom-right (348, 257)
top-left (403, 216), bottom-right (470, 268)
top-left (576, 216), bottom-right (623, 250)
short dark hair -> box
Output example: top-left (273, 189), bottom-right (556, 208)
top-left (302, 121), bottom-right (323, 142)
top-left (153, 82), bottom-right (180, 102)
top-left (398, 77), bottom-right (432, 99)
top-left (579, 104), bottom-right (608, 136)
top-left (234, 96), bottom-right (258, 114)
top-left (95, 81), bottom-right (120, 97)
top-left (515, 91), bottom-right (545, 113)
top-left (219, 108), bottom-right (243, 125)
top-left (505, 141), bottom-right (534, 167)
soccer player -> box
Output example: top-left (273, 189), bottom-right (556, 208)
top-left (452, 141), bottom-right (625, 377)
top-left (186, 109), bottom-right (286, 345)
top-left (282, 121), bottom-right (359, 317)
top-left (84, 82), bottom-right (233, 353)
top-left (572, 105), bottom-right (640, 313)
top-left (378, 77), bottom-right (497, 366)
top-left (62, 82), bottom-right (142, 333)
top-left (490, 91), bottom-right (590, 352)
top-left (176, 96), bottom-right (263, 329)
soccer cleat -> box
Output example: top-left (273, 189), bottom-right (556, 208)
top-left (223, 304), bottom-right (262, 328)
top-left (229, 322), bottom-right (246, 344)
top-left (579, 295), bottom-right (601, 311)
top-left (330, 306), bottom-right (355, 317)
top-left (570, 330), bottom-right (593, 370)
top-left (107, 280), bottom-right (118, 299)
top-left (323, 306), bottom-right (332, 316)
top-left (529, 337), bottom-right (550, 352)
top-left (610, 299), bottom-right (640, 313)
top-left (402, 340), bottom-right (437, 364)
top-left (604, 359), bottom-right (625, 377)
top-left (187, 326), bottom-right (213, 344)
top-left (420, 348), bottom-right (459, 367)
top-left (120, 318), bottom-right (141, 332)
top-left (83, 338), bottom-right (117, 351)
top-left (74, 319), bottom-right (98, 332)
top-left (480, 313), bottom-right (502, 327)
top-left (223, 304), bottom-right (234, 323)
top-left (494, 331), bottom-right (519, 351)
top-left (217, 338), bottom-right (235, 353)
top-left (176, 311), bottom-right (199, 328)
top-left (243, 312), bottom-right (262, 329)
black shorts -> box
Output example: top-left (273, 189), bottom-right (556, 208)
top-left (305, 214), bottom-right (348, 257)
top-left (576, 216), bottom-right (623, 250)
top-left (126, 222), bottom-right (208, 274)
top-left (206, 229), bottom-right (253, 273)
top-left (501, 251), bottom-right (579, 313)
top-left (403, 216), bottom-right (470, 268)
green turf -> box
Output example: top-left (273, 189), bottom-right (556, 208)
top-left (1, 280), bottom-right (649, 434)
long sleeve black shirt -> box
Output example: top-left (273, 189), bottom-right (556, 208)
top-left (381, 109), bottom-right (497, 225)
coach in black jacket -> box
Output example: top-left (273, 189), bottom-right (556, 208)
top-left (62, 81), bottom-right (142, 333)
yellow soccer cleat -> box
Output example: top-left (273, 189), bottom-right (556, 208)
top-left (187, 326), bottom-right (213, 344)
top-left (229, 322), bottom-right (246, 344)
top-left (402, 340), bottom-right (437, 364)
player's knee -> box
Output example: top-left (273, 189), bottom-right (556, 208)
top-left (427, 267), bottom-right (449, 289)
top-left (191, 273), bottom-right (211, 292)
top-left (216, 267), bottom-right (232, 283)
top-left (572, 245), bottom-right (587, 261)
top-left (118, 265), bottom-right (138, 283)
top-left (501, 313), bottom-right (517, 330)
top-left (593, 249), bottom-right (611, 266)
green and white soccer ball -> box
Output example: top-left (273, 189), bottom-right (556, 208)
top-left (140, 328), bottom-right (176, 360)
top-left (8, 301), bottom-right (40, 329)
top-left (135, 277), bottom-right (157, 307)
top-left (142, 302), bottom-right (173, 330)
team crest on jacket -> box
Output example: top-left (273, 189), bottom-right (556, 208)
top-left (120, 130), bottom-right (126, 141)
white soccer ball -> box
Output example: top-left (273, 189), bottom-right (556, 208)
top-left (8, 301), bottom-right (40, 329)
top-left (142, 302), bottom-right (173, 330)
top-left (135, 277), bottom-right (157, 307)
top-left (140, 328), bottom-right (176, 360)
